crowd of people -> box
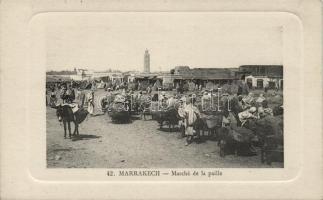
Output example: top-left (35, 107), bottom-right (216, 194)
top-left (46, 79), bottom-right (284, 160)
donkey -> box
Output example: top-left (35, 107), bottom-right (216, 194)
top-left (55, 105), bottom-right (89, 139)
top-left (153, 107), bottom-right (180, 132)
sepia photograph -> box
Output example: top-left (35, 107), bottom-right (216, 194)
top-left (1, 0), bottom-right (322, 199)
top-left (45, 13), bottom-right (284, 168)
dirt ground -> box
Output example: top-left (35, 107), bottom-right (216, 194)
top-left (47, 90), bottom-right (283, 168)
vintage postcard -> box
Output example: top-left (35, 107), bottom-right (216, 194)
top-left (45, 13), bottom-right (285, 169)
top-left (30, 10), bottom-right (307, 181)
top-left (0, 0), bottom-right (322, 199)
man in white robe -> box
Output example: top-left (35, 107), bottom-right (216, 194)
top-left (184, 95), bottom-right (200, 146)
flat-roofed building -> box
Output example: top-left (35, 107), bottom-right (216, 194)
top-left (239, 65), bottom-right (283, 89)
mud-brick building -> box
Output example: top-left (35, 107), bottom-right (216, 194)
top-left (172, 66), bottom-right (239, 87)
top-left (239, 65), bottom-right (283, 89)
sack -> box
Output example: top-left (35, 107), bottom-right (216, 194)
top-left (114, 95), bottom-right (126, 103)
top-left (203, 115), bottom-right (221, 129)
top-left (256, 115), bottom-right (282, 137)
top-left (75, 108), bottom-right (89, 124)
top-left (111, 102), bottom-right (126, 111)
top-left (231, 126), bottom-right (255, 143)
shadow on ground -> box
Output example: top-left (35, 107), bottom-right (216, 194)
top-left (158, 127), bottom-right (180, 133)
top-left (71, 134), bottom-right (101, 141)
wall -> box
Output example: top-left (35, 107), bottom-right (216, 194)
top-left (245, 75), bottom-right (282, 89)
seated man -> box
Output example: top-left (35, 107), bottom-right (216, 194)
top-left (242, 92), bottom-right (255, 109)
top-left (259, 100), bottom-right (273, 116)
top-left (60, 85), bottom-right (79, 113)
top-left (256, 93), bottom-right (266, 104)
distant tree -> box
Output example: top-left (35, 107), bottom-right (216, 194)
top-left (46, 70), bottom-right (76, 75)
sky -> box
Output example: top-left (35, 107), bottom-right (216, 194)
top-left (45, 13), bottom-right (283, 72)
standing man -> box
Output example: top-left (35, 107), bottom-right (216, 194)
top-left (49, 88), bottom-right (57, 107)
top-left (146, 86), bottom-right (150, 94)
top-left (87, 90), bottom-right (95, 115)
top-left (184, 94), bottom-right (200, 146)
top-left (59, 84), bottom-right (67, 103)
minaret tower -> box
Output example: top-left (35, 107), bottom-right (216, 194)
top-left (144, 49), bottom-right (150, 73)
